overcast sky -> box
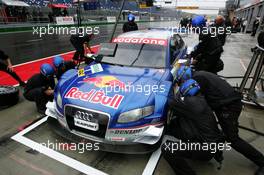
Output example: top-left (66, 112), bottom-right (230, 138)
top-left (177, 0), bottom-right (226, 15)
top-left (154, 0), bottom-right (227, 15)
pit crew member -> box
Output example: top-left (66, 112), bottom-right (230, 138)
top-left (176, 66), bottom-right (264, 175)
top-left (23, 63), bottom-right (55, 114)
top-left (70, 33), bottom-right (95, 65)
top-left (52, 56), bottom-right (76, 80)
top-left (0, 50), bottom-right (25, 87)
top-left (162, 79), bottom-right (224, 175)
top-left (190, 15), bottom-right (224, 74)
top-left (122, 14), bottom-right (138, 33)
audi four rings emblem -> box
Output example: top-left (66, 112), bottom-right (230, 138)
top-left (74, 111), bottom-right (94, 121)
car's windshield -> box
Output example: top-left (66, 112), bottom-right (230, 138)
top-left (99, 43), bottom-right (166, 68)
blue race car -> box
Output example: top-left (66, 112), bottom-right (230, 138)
top-left (46, 29), bottom-right (187, 153)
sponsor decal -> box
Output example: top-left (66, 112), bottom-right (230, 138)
top-left (82, 76), bottom-right (127, 90)
top-left (65, 87), bottom-right (124, 109)
top-left (74, 118), bottom-right (99, 131)
top-left (109, 137), bottom-right (126, 141)
top-left (112, 37), bottom-right (167, 46)
top-left (112, 129), bottom-right (143, 135)
top-left (90, 63), bottom-right (103, 74)
top-left (78, 68), bottom-right (85, 77)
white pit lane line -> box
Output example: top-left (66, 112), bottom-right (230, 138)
top-left (142, 146), bottom-right (161, 175)
top-left (11, 116), bottom-right (169, 175)
top-left (142, 135), bottom-right (178, 175)
top-left (11, 116), bottom-right (108, 175)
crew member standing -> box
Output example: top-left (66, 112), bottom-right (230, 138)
top-left (190, 15), bottom-right (224, 74)
top-left (23, 63), bottom-right (55, 114)
top-left (252, 17), bottom-right (260, 37)
top-left (70, 33), bottom-right (95, 65)
top-left (176, 66), bottom-right (264, 175)
top-left (0, 50), bottom-right (25, 87)
top-left (213, 15), bottom-right (227, 46)
top-left (122, 14), bottom-right (138, 33)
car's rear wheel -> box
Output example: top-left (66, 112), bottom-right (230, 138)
top-left (0, 85), bottom-right (19, 109)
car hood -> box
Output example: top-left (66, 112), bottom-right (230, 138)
top-left (57, 63), bottom-right (169, 118)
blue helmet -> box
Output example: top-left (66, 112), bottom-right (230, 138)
top-left (128, 14), bottom-right (135, 22)
top-left (180, 79), bottom-right (200, 96)
top-left (175, 66), bottom-right (192, 83)
top-left (40, 63), bottom-right (54, 77)
top-left (192, 15), bottom-right (206, 27)
top-left (53, 56), bottom-right (64, 68)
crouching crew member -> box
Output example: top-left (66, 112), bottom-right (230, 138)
top-left (162, 79), bottom-right (224, 175)
top-left (176, 66), bottom-right (264, 175)
top-left (23, 64), bottom-right (55, 114)
top-left (122, 14), bottom-right (138, 33)
top-left (53, 56), bottom-right (76, 80)
top-left (0, 50), bottom-right (26, 87)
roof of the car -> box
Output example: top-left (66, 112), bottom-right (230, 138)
top-left (116, 30), bottom-right (172, 40)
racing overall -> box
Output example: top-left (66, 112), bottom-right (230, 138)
top-left (211, 23), bottom-right (227, 46)
top-left (23, 73), bottom-right (55, 113)
top-left (70, 34), bottom-right (93, 64)
top-left (191, 32), bottom-right (224, 74)
top-left (162, 93), bottom-right (224, 175)
top-left (0, 50), bottom-right (25, 86)
top-left (122, 21), bottom-right (138, 33)
top-left (55, 61), bottom-right (76, 80)
top-left (193, 71), bottom-right (264, 168)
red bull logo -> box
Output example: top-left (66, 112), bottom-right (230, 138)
top-left (82, 76), bottom-right (126, 91)
top-left (65, 87), bottom-right (124, 109)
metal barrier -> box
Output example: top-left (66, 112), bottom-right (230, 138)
top-left (239, 44), bottom-right (264, 108)
top-left (0, 17), bottom-right (18, 23)
top-left (220, 43), bottom-right (264, 137)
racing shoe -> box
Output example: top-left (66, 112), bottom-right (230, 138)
top-left (255, 167), bottom-right (264, 175)
top-left (37, 108), bottom-right (46, 116)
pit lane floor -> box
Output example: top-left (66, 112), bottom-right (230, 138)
top-left (0, 32), bottom-right (264, 175)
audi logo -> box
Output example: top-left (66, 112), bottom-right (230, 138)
top-left (74, 111), bottom-right (94, 121)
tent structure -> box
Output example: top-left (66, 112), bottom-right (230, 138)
top-left (48, 3), bottom-right (68, 8)
top-left (0, 0), bottom-right (29, 7)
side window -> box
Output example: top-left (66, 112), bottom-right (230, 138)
top-left (170, 34), bottom-right (184, 64)
top-left (174, 34), bottom-right (184, 49)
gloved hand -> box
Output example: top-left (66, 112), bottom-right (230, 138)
top-left (191, 59), bottom-right (198, 65)
top-left (183, 54), bottom-right (192, 60)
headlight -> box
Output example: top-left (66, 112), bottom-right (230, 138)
top-left (118, 106), bottom-right (154, 123)
top-left (56, 92), bottom-right (63, 109)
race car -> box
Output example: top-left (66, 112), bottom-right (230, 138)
top-left (46, 29), bottom-right (187, 153)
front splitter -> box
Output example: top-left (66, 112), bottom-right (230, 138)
top-left (47, 117), bottom-right (161, 154)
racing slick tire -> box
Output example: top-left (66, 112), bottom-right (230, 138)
top-left (0, 85), bottom-right (19, 108)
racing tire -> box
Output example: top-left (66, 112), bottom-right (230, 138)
top-left (0, 85), bottom-right (19, 108)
